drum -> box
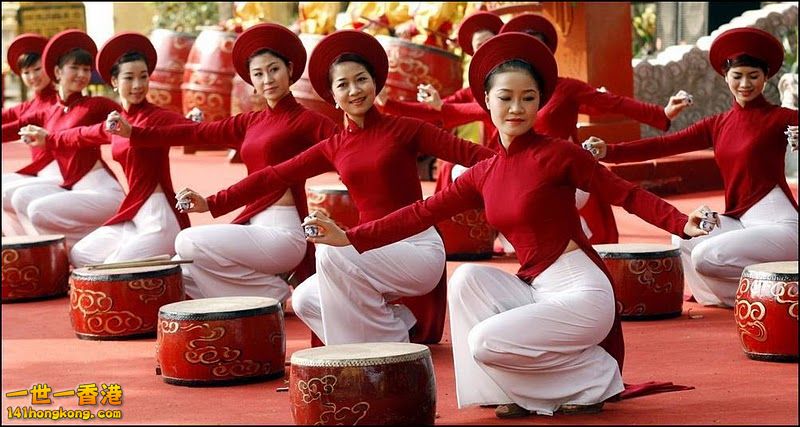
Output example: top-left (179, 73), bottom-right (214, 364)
top-left (181, 28), bottom-right (237, 122)
top-left (735, 261), bottom-right (798, 362)
top-left (306, 185), bottom-right (359, 230)
top-left (437, 209), bottom-right (494, 261)
top-left (291, 34), bottom-right (342, 124)
top-left (69, 264), bottom-right (185, 340)
top-left (594, 243), bottom-right (685, 320)
top-left (376, 35), bottom-right (463, 102)
top-left (157, 296), bottom-right (285, 386)
top-left (147, 29), bottom-right (196, 114)
top-left (290, 342), bottom-right (436, 425)
top-left (2, 235), bottom-right (69, 303)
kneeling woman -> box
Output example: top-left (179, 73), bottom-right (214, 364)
top-left (304, 33), bottom-right (708, 417)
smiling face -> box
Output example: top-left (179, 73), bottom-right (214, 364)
top-left (20, 59), bottom-right (51, 93)
top-left (485, 69), bottom-right (540, 145)
top-left (111, 60), bottom-right (149, 108)
top-left (54, 59), bottom-right (91, 98)
top-left (725, 65), bottom-right (766, 106)
top-left (330, 61), bottom-right (376, 122)
top-left (249, 51), bottom-right (292, 108)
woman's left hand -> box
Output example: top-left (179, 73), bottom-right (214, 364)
top-left (684, 204), bottom-right (719, 237)
top-left (786, 125), bottom-right (798, 152)
top-left (302, 211), bottom-right (351, 246)
top-left (664, 90), bottom-right (693, 120)
top-left (17, 125), bottom-right (48, 147)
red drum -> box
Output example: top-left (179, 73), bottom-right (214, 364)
top-left (69, 265), bottom-right (185, 340)
top-left (376, 35), bottom-right (463, 102)
top-left (306, 184), bottom-right (359, 230)
top-left (231, 74), bottom-right (267, 115)
top-left (594, 243), bottom-right (685, 320)
top-left (290, 342), bottom-right (436, 425)
top-left (291, 34), bottom-right (342, 124)
top-left (437, 209), bottom-right (494, 261)
top-left (735, 261), bottom-right (798, 362)
top-left (2, 235), bottom-right (69, 303)
top-left (147, 29), bottom-right (196, 114)
top-left (181, 28), bottom-right (238, 121)
top-left (157, 296), bottom-right (285, 386)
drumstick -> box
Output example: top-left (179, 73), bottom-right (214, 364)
top-left (85, 259), bottom-right (193, 270)
top-left (83, 254), bottom-right (171, 268)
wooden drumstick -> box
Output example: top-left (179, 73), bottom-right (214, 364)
top-left (85, 259), bottom-right (193, 270)
top-left (83, 254), bottom-right (170, 268)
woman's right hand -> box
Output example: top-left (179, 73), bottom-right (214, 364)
top-left (175, 188), bottom-right (209, 213)
top-left (683, 205), bottom-right (719, 237)
top-left (416, 84), bottom-right (443, 111)
top-left (581, 136), bottom-right (607, 159)
top-left (17, 125), bottom-right (48, 147)
top-left (105, 111), bottom-right (132, 138)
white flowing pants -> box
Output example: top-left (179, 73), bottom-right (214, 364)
top-left (11, 167), bottom-right (124, 248)
top-left (2, 161), bottom-right (62, 236)
top-left (173, 205), bottom-right (306, 303)
top-left (292, 226), bottom-right (445, 345)
top-left (672, 186), bottom-right (798, 307)
top-left (70, 191), bottom-right (181, 267)
top-left (449, 250), bottom-right (623, 415)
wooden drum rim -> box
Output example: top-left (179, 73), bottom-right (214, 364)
top-left (159, 296), bottom-right (281, 321)
top-left (291, 342), bottom-right (430, 367)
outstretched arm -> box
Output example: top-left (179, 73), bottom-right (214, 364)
top-left (415, 120), bottom-right (495, 167)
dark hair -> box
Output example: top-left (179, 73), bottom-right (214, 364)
top-left (110, 51), bottom-right (150, 79)
top-left (57, 48), bottom-right (93, 68)
top-left (483, 59), bottom-right (543, 93)
top-left (723, 54), bottom-right (769, 75)
top-left (16, 52), bottom-right (42, 71)
top-left (521, 29), bottom-right (548, 46)
top-left (248, 48), bottom-right (290, 69)
top-left (328, 53), bottom-right (376, 86)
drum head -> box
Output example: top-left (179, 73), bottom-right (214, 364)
top-left (593, 243), bottom-right (679, 259)
top-left (71, 264), bottom-right (181, 281)
top-left (2, 234), bottom-right (65, 248)
top-left (159, 296), bottom-right (281, 320)
top-left (743, 261), bottom-right (798, 281)
top-left (291, 342), bottom-right (430, 367)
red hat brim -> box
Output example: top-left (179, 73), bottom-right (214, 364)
top-left (232, 23), bottom-right (306, 85)
top-left (709, 27), bottom-right (784, 78)
top-left (469, 32), bottom-right (558, 112)
top-left (308, 30), bottom-right (388, 105)
top-left (500, 13), bottom-right (558, 54)
top-left (457, 12), bottom-right (503, 56)
top-left (96, 32), bottom-right (156, 83)
top-left (7, 33), bottom-right (48, 75)
top-left (42, 30), bottom-right (98, 82)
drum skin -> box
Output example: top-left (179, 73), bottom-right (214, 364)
top-left (437, 208), bottom-right (494, 261)
top-left (147, 29), bottom-right (196, 114)
top-left (376, 35), bottom-right (463, 102)
top-left (2, 235), bottom-right (69, 303)
top-left (157, 296), bottom-right (286, 386)
top-left (181, 29), bottom-right (238, 121)
top-left (735, 261), bottom-right (798, 362)
top-left (594, 243), bottom-right (685, 320)
top-left (69, 265), bottom-right (185, 340)
top-left (306, 185), bottom-right (359, 230)
top-left (290, 343), bottom-right (436, 425)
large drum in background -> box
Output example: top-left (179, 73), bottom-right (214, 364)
top-left (735, 261), bottom-right (798, 362)
top-left (69, 265), bottom-right (184, 340)
top-left (147, 29), bottom-right (196, 114)
top-left (181, 28), bottom-right (238, 122)
top-left (292, 34), bottom-right (342, 124)
top-left (437, 209), bottom-right (494, 261)
top-left (376, 35), bottom-right (463, 102)
top-left (290, 342), bottom-right (436, 425)
top-left (2, 235), bottom-right (69, 303)
top-left (306, 184), bottom-right (359, 230)
top-left (231, 74), bottom-right (267, 115)
top-left (157, 296), bottom-right (285, 386)
top-left (594, 243), bottom-right (685, 320)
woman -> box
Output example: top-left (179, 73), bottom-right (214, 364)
top-left (7, 29), bottom-right (123, 248)
top-left (2, 33), bottom-right (61, 236)
top-left (177, 30), bottom-right (495, 345)
top-left (106, 24), bottom-right (338, 304)
top-left (21, 32), bottom-right (192, 266)
top-left (584, 27), bottom-right (798, 308)
top-left (303, 32), bottom-right (708, 417)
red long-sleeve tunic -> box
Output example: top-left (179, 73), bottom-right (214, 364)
top-left (2, 85), bottom-right (58, 175)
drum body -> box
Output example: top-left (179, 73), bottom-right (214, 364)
top-left (2, 235), bottom-right (69, 303)
top-left (291, 34), bottom-right (342, 124)
top-left (376, 35), bottom-right (463, 102)
top-left (147, 29), bottom-right (196, 114)
top-left (181, 29), bottom-right (237, 121)
top-left (437, 209), bottom-right (494, 261)
top-left (306, 185), bottom-right (359, 230)
top-left (157, 296), bottom-right (285, 386)
top-left (735, 261), bottom-right (798, 362)
top-left (69, 265), bottom-right (184, 340)
top-left (594, 243), bottom-right (684, 320)
top-left (290, 342), bottom-right (436, 425)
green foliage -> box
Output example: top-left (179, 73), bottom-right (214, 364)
top-left (152, 2), bottom-right (220, 36)
top-left (780, 25), bottom-right (798, 74)
top-left (631, 2), bottom-right (657, 59)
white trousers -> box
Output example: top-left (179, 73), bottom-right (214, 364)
top-left (449, 250), bottom-right (624, 415)
top-left (2, 161), bottom-right (62, 236)
top-left (10, 167), bottom-right (124, 248)
top-left (292, 226), bottom-right (445, 345)
top-left (174, 205), bottom-right (306, 303)
top-left (672, 186), bottom-right (798, 307)
top-left (69, 192), bottom-right (181, 267)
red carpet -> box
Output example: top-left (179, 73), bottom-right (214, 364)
top-left (2, 143), bottom-right (798, 425)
